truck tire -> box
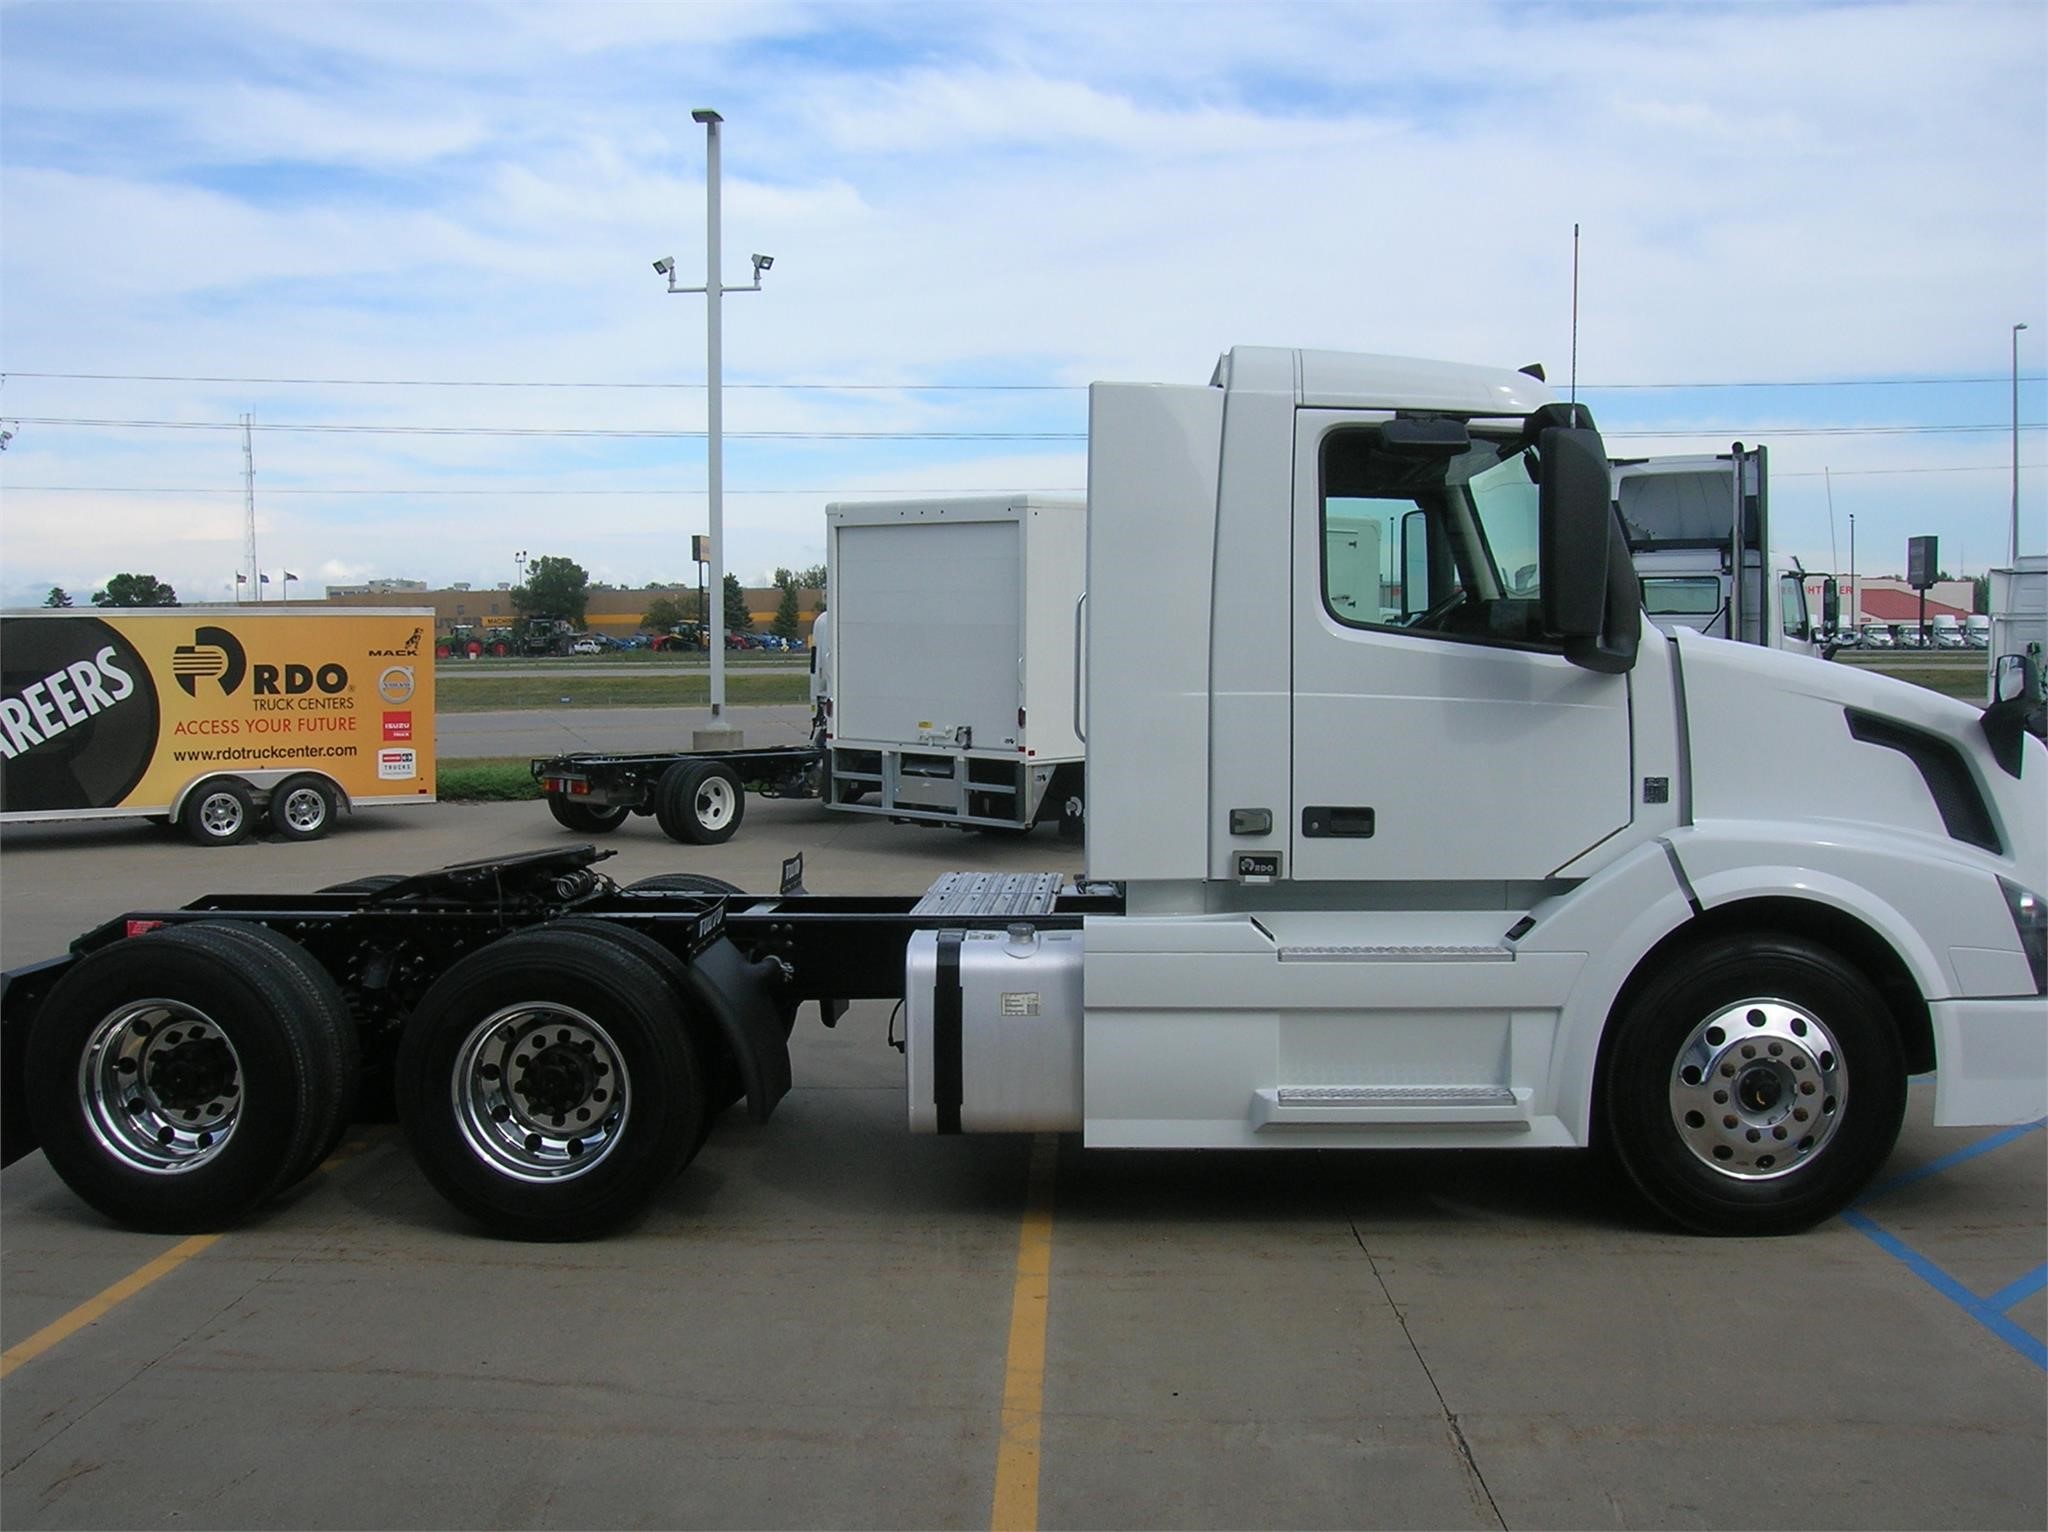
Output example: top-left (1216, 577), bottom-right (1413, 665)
top-left (655, 760), bottom-right (745, 845)
top-left (169, 922), bottom-right (360, 1185)
top-left (1602, 934), bottom-right (1906, 1236)
top-left (24, 924), bottom-right (350, 1231)
top-left (182, 778), bottom-right (256, 847)
top-left (626, 873), bottom-right (746, 897)
top-left (395, 927), bottom-right (706, 1240)
top-left (317, 875), bottom-right (405, 896)
top-left (547, 797), bottom-right (631, 835)
top-left (270, 773), bottom-right (339, 842)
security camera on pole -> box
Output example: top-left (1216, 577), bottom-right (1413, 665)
top-left (655, 107), bottom-right (772, 750)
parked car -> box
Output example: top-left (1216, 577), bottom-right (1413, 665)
top-left (571, 638), bottom-right (604, 655)
top-left (1859, 624), bottom-right (1894, 650)
top-left (1890, 624), bottom-right (1925, 650)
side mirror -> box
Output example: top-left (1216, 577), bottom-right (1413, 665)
top-left (1822, 576), bottom-right (1841, 629)
top-left (1538, 425), bottom-right (1641, 675)
top-left (1982, 651), bottom-right (2047, 779)
top-left (1538, 427), bottom-right (1613, 639)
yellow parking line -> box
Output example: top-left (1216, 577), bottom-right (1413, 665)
top-left (0, 1134), bottom-right (376, 1381)
top-left (0, 1233), bottom-right (221, 1379)
top-left (991, 1132), bottom-right (1059, 1532)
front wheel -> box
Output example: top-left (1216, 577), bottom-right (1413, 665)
top-left (1603, 935), bottom-right (1906, 1236)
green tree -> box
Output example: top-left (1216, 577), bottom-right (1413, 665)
top-left (722, 572), bottom-right (753, 632)
top-left (641, 595), bottom-right (688, 633)
top-left (772, 579), bottom-right (801, 640)
top-left (92, 573), bottom-right (179, 607)
top-left (1973, 574), bottom-right (1991, 615)
top-left (512, 555), bottom-right (590, 627)
top-left (773, 564), bottom-right (827, 592)
top-left (43, 586), bottom-right (73, 608)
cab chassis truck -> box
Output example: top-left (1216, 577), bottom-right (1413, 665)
top-left (3, 348), bottom-right (2043, 1242)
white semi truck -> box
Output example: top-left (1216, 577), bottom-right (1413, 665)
top-left (1610, 446), bottom-right (1831, 656)
top-left (822, 495), bottom-right (1085, 834)
top-left (3, 347), bottom-right (2042, 1243)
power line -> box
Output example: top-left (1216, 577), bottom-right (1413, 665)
top-left (6, 413), bottom-right (2041, 442)
top-left (8, 464), bottom-right (2036, 497)
top-left (5, 369), bottom-right (2042, 391)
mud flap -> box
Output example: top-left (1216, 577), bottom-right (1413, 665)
top-left (678, 939), bottom-right (794, 1123)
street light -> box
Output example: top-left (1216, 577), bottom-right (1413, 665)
top-left (656, 107), bottom-right (773, 722)
top-left (2015, 322), bottom-right (2030, 564)
top-left (514, 549), bottom-right (529, 587)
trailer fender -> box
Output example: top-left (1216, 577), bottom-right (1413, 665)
top-left (679, 939), bottom-right (793, 1123)
top-left (1, 956), bottom-right (74, 1166)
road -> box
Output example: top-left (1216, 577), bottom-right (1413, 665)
top-left (437, 702), bottom-right (818, 759)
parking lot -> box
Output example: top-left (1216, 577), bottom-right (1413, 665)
top-left (2, 788), bottom-right (2043, 1530)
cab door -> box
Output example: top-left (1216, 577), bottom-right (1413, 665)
top-left (1288, 411), bottom-right (1634, 885)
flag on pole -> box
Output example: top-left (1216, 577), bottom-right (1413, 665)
top-left (235, 573), bottom-right (247, 584)
top-left (260, 573), bottom-right (271, 584)
top-left (284, 572), bottom-right (299, 581)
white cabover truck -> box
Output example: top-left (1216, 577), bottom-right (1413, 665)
top-left (822, 494), bottom-right (1085, 834)
top-left (1611, 446), bottom-right (1831, 656)
top-left (3, 347), bottom-right (2042, 1242)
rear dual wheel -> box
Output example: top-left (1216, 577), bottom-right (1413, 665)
top-left (25, 922), bottom-right (358, 1231)
top-left (395, 927), bottom-right (708, 1240)
top-left (547, 797), bottom-right (631, 835)
top-left (655, 761), bottom-right (745, 845)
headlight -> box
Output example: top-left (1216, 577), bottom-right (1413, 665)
top-left (1998, 878), bottom-right (2047, 994)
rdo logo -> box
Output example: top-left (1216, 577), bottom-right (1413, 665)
top-left (171, 625), bottom-right (348, 698)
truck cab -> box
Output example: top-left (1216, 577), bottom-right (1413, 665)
top-left (1069, 346), bottom-right (2045, 1232)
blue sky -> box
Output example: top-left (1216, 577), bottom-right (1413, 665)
top-left (1, 0), bottom-right (2042, 607)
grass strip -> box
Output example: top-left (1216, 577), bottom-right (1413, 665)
top-left (436, 672), bottom-right (810, 712)
top-left (438, 758), bottom-right (544, 802)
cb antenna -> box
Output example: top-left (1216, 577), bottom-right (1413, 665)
top-left (1570, 222), bottom-right (1581, 422)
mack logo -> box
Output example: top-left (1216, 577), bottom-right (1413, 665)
top-left (368, 627), bottom-right (424, 658)
top-left (172, 626), bottom-right (248, 697)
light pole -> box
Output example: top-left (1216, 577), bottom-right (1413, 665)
top-left (1848, 512), bottom-right (1857, 634)
top-left (514, 549), bottom-right (529, 588)
top-left (656, 108), bottom-right (771, 725)
top-left (2015, 322), bottom-right (2030, 564)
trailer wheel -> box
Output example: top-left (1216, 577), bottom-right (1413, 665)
top-left (655, 760), bottom-right (745, 845)
top-left (24, 925), bottom-right (350, 1231)
top-left (182, 778), bottom-right (255, 846)
top-left (1603, 935), bottom-right (1906, 1236)
top-left (547, 797), bottom-right (631, 835)
top-left (396, 927), bottom-right (706, 1240)
top-left (270, 773), bottom-right (339, 842)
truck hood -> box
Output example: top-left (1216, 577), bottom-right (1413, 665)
top-left (1674, 629), bottom-right (2046, 882)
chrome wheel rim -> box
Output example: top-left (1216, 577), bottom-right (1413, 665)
top-left (451, 1003), bottom-right (628, 1181)
top-left (280, 786), bottom-right (328, 834)
top-left (694, 777), bottom-right (737, 831)
top-left (197, 792), bottom-right (245, 838)
top-left (79, 1000), bottom-right (243, 1173)
top-left (1669, 1000), bottom-right (1845, 1180)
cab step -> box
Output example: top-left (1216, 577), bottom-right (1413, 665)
top-left (1250, 1084), bottom-right (1530, 1130)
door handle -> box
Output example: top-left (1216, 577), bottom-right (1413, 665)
top-left (1301, 806), bottom-right (1375, 838)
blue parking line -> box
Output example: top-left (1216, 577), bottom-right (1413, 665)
top-left (1984, 1263), bottom-right (2048, 1315)
top-left (1859, 1117), bottom-right (2048, 1201)
top-left (1840, 1211), bottom-right (2047, 1370)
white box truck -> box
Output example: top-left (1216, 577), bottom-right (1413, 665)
top-left (1611, 446), bottom-right (1831, 656)
top-left (822, 495), bottom-right (1085, 834)
top-left (4, 349), bottom-right (2042, 1244)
